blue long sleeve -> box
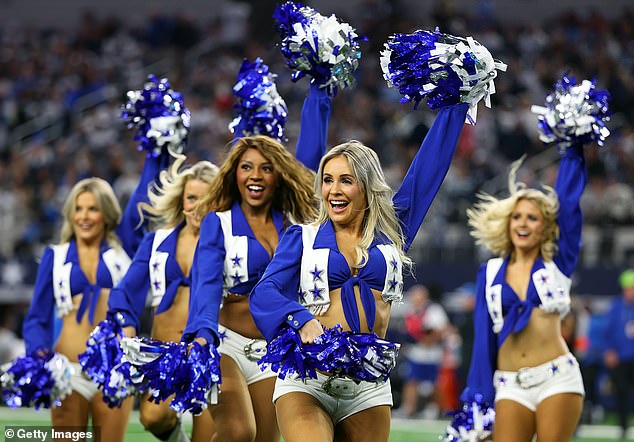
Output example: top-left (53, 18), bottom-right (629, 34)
top-left (22, 248), bottom-right (56, 354)
top-left (296, 84), bottom-right (331, 172)
top-left (116, 152), bottom-right (171, 257)
top-left (393, 104), bottom-right (468, 251)
top-left (107, 233), bottom-right (153, 331)
top-left (181, 214), bottom-right (226, 346)
top-left (553, 144), bottom-right (586, 276)
top-left (460, 264), bottom-right (498, 404)
top-left (250, 225), bottom-right (315, 342)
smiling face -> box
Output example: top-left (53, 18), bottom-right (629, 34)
top-left (509, 198), bottom-right (545, 255)
top-left (183, 178), bottom-right (211, 231)
top-left (73, 191), bottom-right (106, 245)
top-left (321, 155), bottom-right (367, 231)
top-left (236, 147), bottom-right (279, 212)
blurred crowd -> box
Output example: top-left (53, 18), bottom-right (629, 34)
top-left (0, 0), bottom-right (633, 424)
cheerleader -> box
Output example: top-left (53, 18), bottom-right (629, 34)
top-left (21, 151), bottom-right (167, 442)
top-left (249, 103), bottom-right (469, 442)
top-left (107, 156), bottom-right (218, 442)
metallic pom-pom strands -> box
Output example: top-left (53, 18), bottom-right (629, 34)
top-left (274, 1), bottom-right (363, 96)
top-left (229, 58), bottom-right (288, 142)
top-left (120, 337), bottom-right (221, 415)
top-left (444, 397), bottom-right (495, 442)
top-left (78, 319), bottom-right (135, 407)
top-left (259, 325), bottom-right (399, 383)
top-left (121, 75), bottom-right (191, 157)
top-left (531, 74), bottom-right (610, 153)
top-left (380, 28), bottom-right (507, 123)
top-left (0, 352), bottom-right (72, 409)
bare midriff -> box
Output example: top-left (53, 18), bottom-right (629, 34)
top-left (497, 308), bottom-right (569, 371)
top-left (152, 285), bottom-right (190, 342)
top-left (221, 294), bottom-right (263, 339)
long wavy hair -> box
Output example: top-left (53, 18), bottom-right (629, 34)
top-left (467, 157), bottom-right (560, 261)
top-left (196, 135), bottom-right (318, 223)
top-left (138, 155), bottom-right (218, 230)
top-left (315, 140), bottom-right (412, 269)
top-left (60, 178), bottom-right (122, 246)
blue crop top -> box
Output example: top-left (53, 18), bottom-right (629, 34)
top-left (22, 152), bottom-right (169, 354)
top-left (250, 104), bottom-right (469, 342)
top-left (461, 143), bottom-right (587, 404)
top-left (107, 223), bottom-right (191, 331)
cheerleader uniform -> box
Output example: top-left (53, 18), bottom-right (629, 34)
top-left (461, 144), bottom-right (587, 412)
top-left (22, 153), bottom-right (168, 399)
top-left (249, 104), bottom-right (468, 421)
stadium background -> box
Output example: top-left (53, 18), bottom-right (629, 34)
top-left (0, 0), bottom-right (633, 440)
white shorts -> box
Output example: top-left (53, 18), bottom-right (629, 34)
top-left (217, 326), bottom-right (276, 385)
top-left (69, 362), bottom-right (99, 401)
top-left (494, 353), bottom-right (585, 412)
top-left (273, 372), bottom-right (393, 424)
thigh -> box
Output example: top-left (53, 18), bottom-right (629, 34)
top-left (192, 411), bottom-right (216, 442)
top-left (213, 355), bottom-right (256, 437)
top-left (535, 393), bottom-right (583, 442)
top-left (275, 392), bottom-right (334, 442)
top-left (493, 399), bottom-right (535, 442)
top-left (248, 377), bottom-right (280, 442)
top-left (90, 394), bottom-right (134, 442)
top-left (51, 391), bottom-right (90, 431)
top-left (334, 405), bottom-right (391, 442)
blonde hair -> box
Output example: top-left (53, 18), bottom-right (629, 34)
top-left (196, 135), bottom-right (318, 223)
top-left (315, 140), bottom-right (412, 269)
top-left (60, 178), bottom-right (122, 245)
top-left (467, 157), bottom-right (560, 261)
top-left (138, 155), bottom-right (219, 230)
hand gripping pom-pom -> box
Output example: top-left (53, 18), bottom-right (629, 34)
top-left (229, 58), bottom-right (288, 142)
top-left (380, 28), bottom-right (506, 123)
top-left (1, 352), bottom-right (72, 409)
top-left (121, 75), bottom-right (191, 157)
top-left (531, 74), bottom-right (610, 153)
top-left (259, 325), bottom-right (399, 383)
top-left (273, 1), bottom-right (363, 96)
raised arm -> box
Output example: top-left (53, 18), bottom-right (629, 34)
top-left (181, 213), bottom-right (225, 346)
top-left (22, 248), bottom-right (56, 354)
top-left (459, 264), bottom-right (498, 404)
top-left (295, 84), bottom-right (332, 172)
top-left (393, 104), bottom-right (468, 251)
top-left (250, 225), bottom-right (314, 342)
top-left (553, 144), bottom-right (587, 276)
top-left (107, 232), bottom-right (153, 332)
top-left (116, 151), bottom-right (171, 256)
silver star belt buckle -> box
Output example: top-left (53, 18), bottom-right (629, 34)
top-left (322, 376), bottom-right (358, 399)
top-left (243, 339), bottom-right (267, 362)
top-left (516, 366), bottom-right (547, 389)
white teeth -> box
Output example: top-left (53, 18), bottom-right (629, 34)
top-left (330, 201), bottom-right (348, 207)
top-left (247, 185), bottom-right (264, 191)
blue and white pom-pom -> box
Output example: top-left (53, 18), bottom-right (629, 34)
top-left (120, 337), bottom-right (221, 415)
top-left (229, 58), bottom-right (288, 142)
top-left (380, 28), bottom-right (507, 123)
top-left (260, 325), bottom-right (399, 383)
top-left (531, 74), bottom-right (610, 153)
top-left (1, 352), bottom-right (72, 409)
top-left (273, 1), bottom-right (362, 96)
top-left (444, 398), bottom-right (495, 442)
top-left (78, 319), bottom-right (135, 407)
top-left (121, 75), bottom-right (191, 157)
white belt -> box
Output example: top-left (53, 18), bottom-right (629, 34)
top-left (322, 376), bottom-right (363, 399)
top-left (494, 353), bottom-right (578, 389)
